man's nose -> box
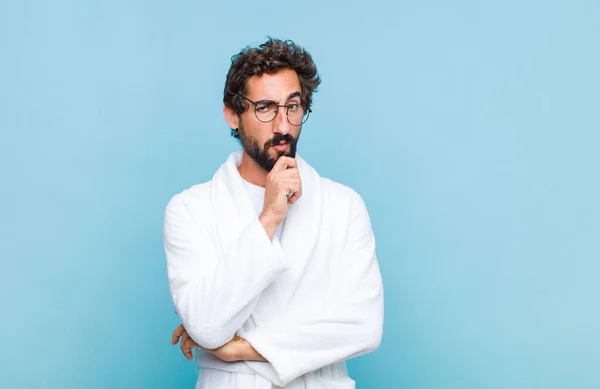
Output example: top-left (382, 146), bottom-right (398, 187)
top-left (272, 107), bottom-right (291, 135)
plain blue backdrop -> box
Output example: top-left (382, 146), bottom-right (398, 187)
top-left (1, 0), bottom-right (599, 388)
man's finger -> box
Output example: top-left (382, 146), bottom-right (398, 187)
top-left (182, 330), bottom-right (190, 343)
top-left (272, 167), bottom-right (300, 180)
top-left (289, 192), bottom-right (301, 204)
top-left (180, 337), bottom-right (190, 359)
top-left (271, 156), bottom-right (297, 172)
top-left (171, 324), bottom-right (185, 345)
top-left (281, 178), bottom-right (302, 202)
top-left (182, 338), bottom-right (197, 360)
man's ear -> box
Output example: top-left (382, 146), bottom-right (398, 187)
top-left (223, 105), bottom-right (240, 129)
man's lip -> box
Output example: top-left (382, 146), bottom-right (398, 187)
top-left (271, 143), bottom-right (288, 150)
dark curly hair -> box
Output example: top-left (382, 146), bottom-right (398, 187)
top-left (223, 37), bottom-right (321, 139)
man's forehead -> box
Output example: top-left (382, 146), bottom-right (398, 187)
top-left (246, 69), bottom-right (301, 100)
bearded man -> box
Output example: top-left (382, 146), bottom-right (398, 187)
top-left (164, 37), bottom-right (384, 389)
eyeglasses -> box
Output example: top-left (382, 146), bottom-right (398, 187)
top-left (237, 93), bottom-right (311, 126)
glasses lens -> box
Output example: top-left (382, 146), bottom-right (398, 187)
top-left (287, 105), bottom-right (309, 126)
top-left (255, 102), bottom-right (278, 122)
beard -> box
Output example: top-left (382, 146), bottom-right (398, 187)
top-left (238, 122), bottom-right (299, 172)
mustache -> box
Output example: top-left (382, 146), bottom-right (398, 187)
top-left (266, 133), bottom-right (296, 147)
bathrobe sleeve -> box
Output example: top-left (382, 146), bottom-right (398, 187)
top-left (164, 194), bottom-right (287, 349)
top-left (242, 193), bottom-right (384, 386)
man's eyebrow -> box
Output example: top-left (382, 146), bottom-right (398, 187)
top-left (254, 91), bottom-right (301, 104)
top-left (287, 91), bottom-right (301, 101)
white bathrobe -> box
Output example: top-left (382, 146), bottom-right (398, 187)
top-left (163, 150), bottom-right (384, 389)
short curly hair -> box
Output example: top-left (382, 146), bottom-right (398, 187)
top-left (223, 37), bottom-right (321, 138)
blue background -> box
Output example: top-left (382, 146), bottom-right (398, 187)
top-left (1, 0), bottom-right (599, 388)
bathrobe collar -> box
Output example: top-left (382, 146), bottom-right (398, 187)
top-left (210, 150), bottom-right (322, 263)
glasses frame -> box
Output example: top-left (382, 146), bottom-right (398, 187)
top-left (237, 92), bottom-right (312, 126)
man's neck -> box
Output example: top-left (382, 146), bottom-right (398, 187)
top-left (237, 151), bottom-right (268, 188)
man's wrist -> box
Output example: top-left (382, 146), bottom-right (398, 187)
top-left (259, 213), bottom-right (279, 239)
top-left (237, 338), bottom-right (266, 362)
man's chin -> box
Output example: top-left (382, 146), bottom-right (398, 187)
top-left (269, 148), bottom-right (287, 159)
top-left (259, 147), bottom-right (295, 171)
top-left (273, 148), bottom-right (296, 159)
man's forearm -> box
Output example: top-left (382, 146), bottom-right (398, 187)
top-left (237, 337), bottom-right (268, 362)
top-left (194, 335), bottom-right (268, 363)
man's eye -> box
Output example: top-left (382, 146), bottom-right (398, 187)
top-left (256, 105), bottom-right (271, 113)
top-left (287, 104), bottom-right (299, 111)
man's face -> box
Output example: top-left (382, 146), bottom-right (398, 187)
top-left (237, 68), bottom-right (303, 172)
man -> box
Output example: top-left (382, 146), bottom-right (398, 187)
top-left (164, 38), bottom-right (384, 389)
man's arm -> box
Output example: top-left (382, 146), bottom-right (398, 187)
top-left (241, 193), bottom-right (384, 386)
top-left (164, 194), bottom-right (286, 350)
top-left (165, 157), bottom-right (302, 351)
top-left (172, 324), bottom-right (267, 362)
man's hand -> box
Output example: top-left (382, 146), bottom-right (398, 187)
top-left (171, 324), bottom-right (267, 362)
top-left (171, 324), bottom-right (198, 360)
top-left (259, 156), bottom-right (302, 239)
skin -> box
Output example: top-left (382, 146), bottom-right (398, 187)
top-left (171, 324), bottom-right (265, 362)
top-left (171, 68), bottom-right (305, 362)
